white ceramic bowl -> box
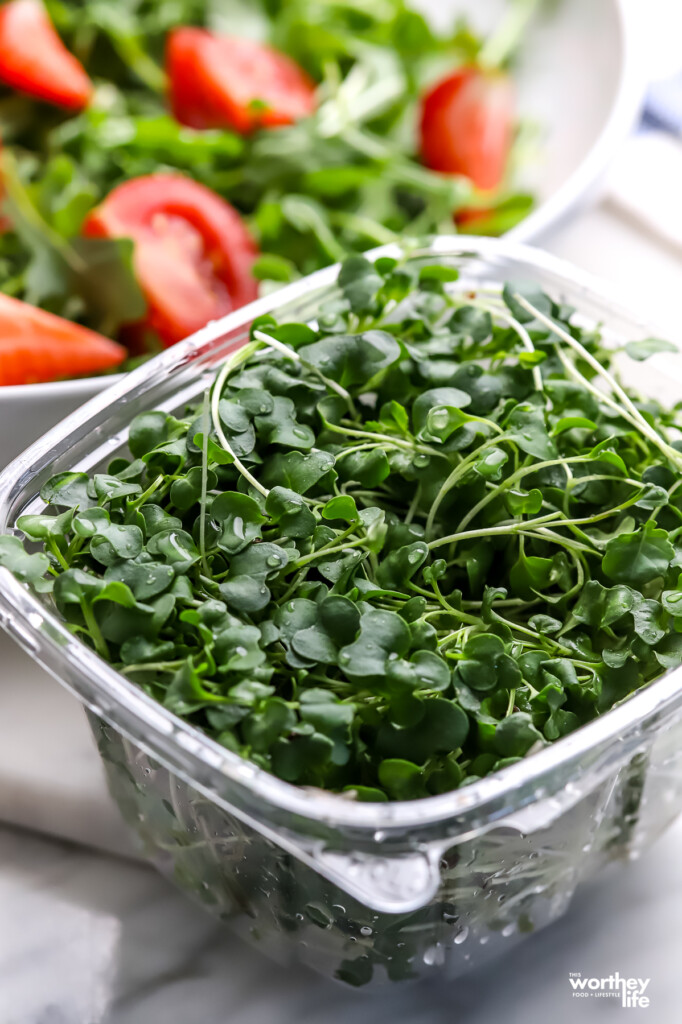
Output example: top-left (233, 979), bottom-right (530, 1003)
top-left (0, 0), bottom-right (643, 467)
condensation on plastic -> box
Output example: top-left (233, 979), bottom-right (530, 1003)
top-left (2, 237), bottom-right (682, 985)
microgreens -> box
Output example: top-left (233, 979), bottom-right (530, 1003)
top-left (7, 252), bottom-right (682, 801)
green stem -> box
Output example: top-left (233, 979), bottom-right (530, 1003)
top-left (199, 390), bottom-right (211, 576)
top-left (476, 301), bottom-right (544, 392)
top-left (479, 0), bottom-right (546, 68)
top-left (210, 343), bottom-right (270, 498)
top-left (425, 438), bottom-right (504, 537)
top-left (325, 419), bottom-right (443, 458)
top-left (291, 535), bottom-right (366, 571)
top-left (517, 293), bottom-right (682, 471)
top-left (128, 474), bottom-right (165, 513)
top-left (82, 601), bottom-right (109, 661)
top-left (47, 537), bottom-right (69, 572)
top-left (253, 329), bottom-right (355, 411)
top-left (454, 454), bottom-right (589, 535)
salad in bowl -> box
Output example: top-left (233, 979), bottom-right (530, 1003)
top-left (0, 0), bottom-right (545, 388)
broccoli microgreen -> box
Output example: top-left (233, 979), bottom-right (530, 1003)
top-left (8, 251), bottom-right (682, 801)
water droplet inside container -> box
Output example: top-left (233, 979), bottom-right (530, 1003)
top-left (360, 926), bottom-right (373, 937)
top-left (502, 923), bottom-right (515, 938)
top-left (423, 944), bottom-right (445, 967)
top-left (454, 927), bottom-right (469, 945)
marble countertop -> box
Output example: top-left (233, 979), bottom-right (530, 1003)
top-left (6, 144), bottom-right (682, 1021)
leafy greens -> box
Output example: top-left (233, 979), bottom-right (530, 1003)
top-left (0, 0), bottom-right (533, 340)
top-left (9, 250), bottom-right (682, 801)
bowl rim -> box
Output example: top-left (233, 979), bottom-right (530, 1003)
top-left (0, 234), bottom-right (679, 835)
top-left (508, 0), bottom-right (645, 244)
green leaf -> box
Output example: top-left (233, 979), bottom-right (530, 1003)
top-left (502, 284), bottom-right (553, 325)
top-left (603, 523), bottom-right (674, 585)
top-left (336, 447), bottom-right (390, 487)
top-left (252, 253), bottom-right (297, 283)
top-left (300, 330), bottom-right (401, 389)
top-left (505, 488), bottom-right (543, 516)
top-left (505, 403), bottom-right (556, 460)
top-left (376, 542), bottom-right (428, 591)
top-left (509, 553), bottom-right (554, 600)
top-left (0, 535), bottom-right (50, 584)
top-left (339, 609), bottom-right (411, 684)
top-left (220, 542), bottom-right (289, 613)
top-left (494, 713), bottom-right (544, 757)
top-left (551, 416), bottom-right (597, 436)
top-left (377, 699), bottom-right (468, 763)
top-left (170, 467), bottom-right (216, 512)
top-left (40, 472), bottom-right (94, 510)
top-left (69, 236), bottom-right (146, 336)
top-left (147, 529), bottom-right (200, 570)
top-left (18, 508), bottom-right (74, 541)
top-left (255, 395), bottom-right (315, 449)
top-left (105, 560), bottom-right (174, 601)
top-left (321, 494), bottom-right (358, 523)
top-left (655, 633), bottom-right (682, 670)
top-left (625, 338), bottom-right (677, 361)
top-left (475, 447), bottom-right (508, 481)
top-left (73, 508), bottom-right (143, 564)
top-left (129, 412), bottom-right (172, 459)
top-left (213, 492), bottom-right (267, 553)
top-left (412, 387), bottom-right (472, 438)
top-left (262, 450), bottom-right (336, 493)
top-left (458, 633), bottom-right (521, 694)
top-left (242, 697), bottom-right (296, 753)
top-left (572, 580), bottom-right (635, 628)
top-left (337, 255), bottom-right (383, 313)
top-left (378, 759), bottom-right (427, 800)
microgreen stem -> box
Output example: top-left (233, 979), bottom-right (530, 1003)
top-left (325, 419), bottom-right (443, 458)
top-left (199, 389), bottom-right (210, 576)
top-left (81, 602), bottom-right (109, 661)
top-left (477, 301), bottom-right (544, 392)
top-left (211, 343), bottom-right (270, 498)
top-left (516, 293), bottom-right (682, 471)
top-left (426, 437), bottom-right (507, 536)
top-left (253, 329), bottom-right (355, 412)
top-left (47, 537), bottom-right (69, 572)
top-left (128, 474), bottom-right (165, 513)
top-left (291, 535), bottom-right (367, 571)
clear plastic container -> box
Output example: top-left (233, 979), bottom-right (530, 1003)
top-left (2, 237), bottom-right (682, 987)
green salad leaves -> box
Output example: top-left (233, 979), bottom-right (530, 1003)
top-left (8, 252), bottom-right (682, 800)
top-left (0, 0), bottom-right (532, 337)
